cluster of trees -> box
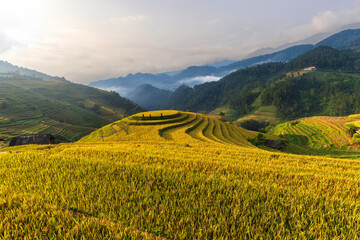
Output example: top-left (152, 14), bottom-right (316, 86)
top-left (239, 119), bottom-right (269, 131)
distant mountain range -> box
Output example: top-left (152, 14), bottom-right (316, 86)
top-left (90, 44), bottom-right (315, 95)
top-left (244, 21), bottom-right (360, 58)
top-left (90, 27), bottom-right (360, 110)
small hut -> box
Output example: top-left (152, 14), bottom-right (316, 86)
top-left (263, 139), bottom-right (287, 151)
top-left (9, 134), bottom-right (55, 146)
top-left (304, 66), bottom-right (317, 71)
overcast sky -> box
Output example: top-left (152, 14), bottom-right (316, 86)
top-left (0, 0), bottom-right (359, 84)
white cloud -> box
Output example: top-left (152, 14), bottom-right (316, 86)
top-left (179, 76), bottom-right (221, 86)
top-left (290, 7), bottom-right (360, 41)
top-left (0, 32), bottom-right (19, 53)
top-left (311, 11), bottom-right (338, 32)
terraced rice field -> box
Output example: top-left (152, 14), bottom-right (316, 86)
top-left (270, 116), bottom-right (354, 149)
top-left (80, 111), bottom-right (257, 146)
top-left (0, 118), bottom-right (95, 142)
top-left (4, 111), bottom-right (360, 238)
top-left (347, 114), bottom-right (360, 128)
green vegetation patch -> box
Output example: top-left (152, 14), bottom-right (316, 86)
top-left (125, 111), bottom-right (188, 125)
top-left (131, 110), bottom-right (180, 120)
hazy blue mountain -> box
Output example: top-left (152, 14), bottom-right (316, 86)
top-left (217, 44), bottom-right (315, 74)
top-left (243, 22), bottom-right (360, 59)
top-left (171, 66), bottom-right (217, 81)
top-left (126, 84), bottom-right (172, 110)
top-left (0, 60), bottom-right (67, 82)
top-left (244, 47), bottom-right (277, 59)
top-left (244, 33), bottom-right (332, 59)
top-left (316, 29), bottom-right (360, 50)
top-left (90, 73), bottom-right (173, 95)
top-left (90, 66), bottom-right (219, 93)
top-left (207, 60), bottom-right (236, 68)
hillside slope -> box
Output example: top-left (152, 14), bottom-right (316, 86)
top-left (0, 74), bottom-right (142, 143)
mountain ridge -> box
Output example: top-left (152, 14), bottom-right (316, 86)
top-left (0, 60), bottom-right (68, 82)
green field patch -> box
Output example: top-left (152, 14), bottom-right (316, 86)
top-left (124, 110), bottom-right (185, 125)
top-left (131, 110), bottom-right (180, 119)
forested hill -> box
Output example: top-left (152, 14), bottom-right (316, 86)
top-left (163, 46), bottom-right (360, 120)
top-left (285, 46), bottom-right (356, 71)
top-left (164, 62), bottom-right (285, 114)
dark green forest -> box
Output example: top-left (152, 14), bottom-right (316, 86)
top-left (261, 72), bottom-right (360, 118)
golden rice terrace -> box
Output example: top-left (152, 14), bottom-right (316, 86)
top-left (2, 111), bottom-right (360, 239)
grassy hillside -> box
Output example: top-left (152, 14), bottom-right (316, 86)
top-left (0, 75), bottom-right (142, 143)
top-left (2, 110), bottom-right (360, 238)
